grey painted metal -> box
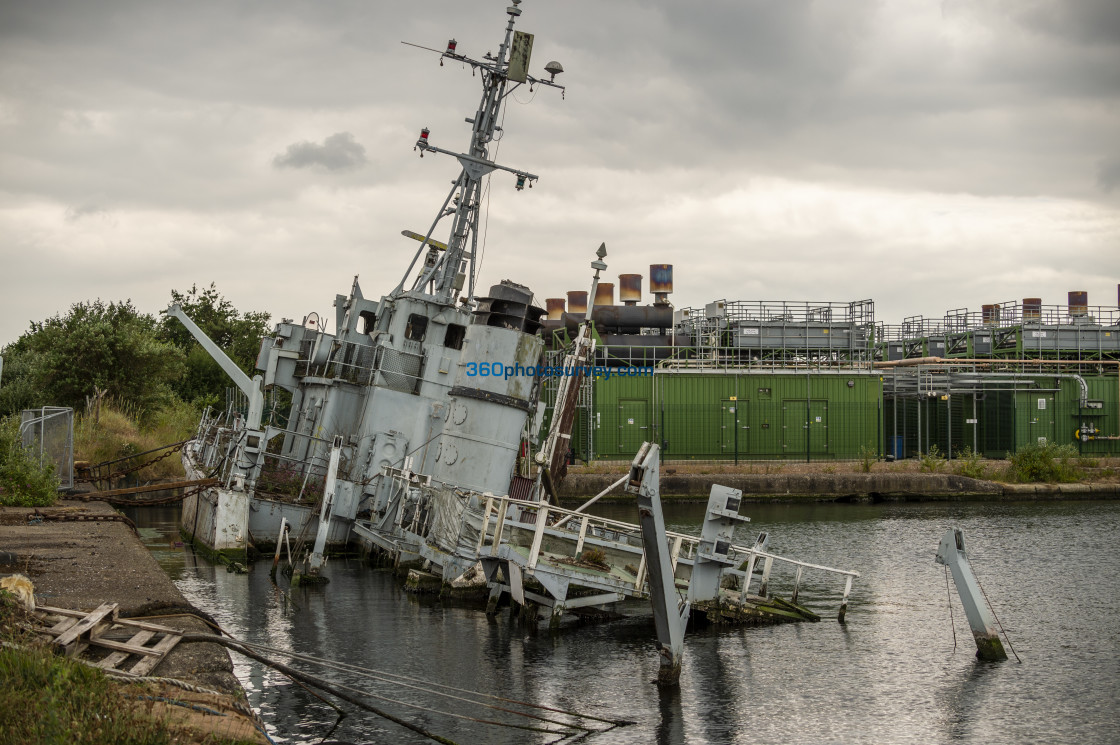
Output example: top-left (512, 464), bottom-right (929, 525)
top-left (165, 304), bottom-right (264, 431)
top-left (935, 528), bottom-right (1008, 661)
top-left (270, 518), bottom-right (289, 577)
top-left (627, 442), bottom-right (689, 686)
top-left (308, 436), bottom-right (344, 573)
top-left (687, 485), bottom-right (750, 604)
top-left (552, 474), bottom-right (629, 529)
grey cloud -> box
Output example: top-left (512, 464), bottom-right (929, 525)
top-left (273, 132), bottom-right (367, 171)
top-left (64, 203), bottom-right (108, 222)
top-left (1098, 157), bottom-right (1120, 192)
top-left (1005, 0), bottom-right (1120, 47)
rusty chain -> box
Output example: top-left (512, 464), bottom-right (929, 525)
top-left (29, 509), bottom-right (139, 536)
top-left (73, 481), bottom-right (213, 508)
top-left (77, 441), bottom-right (188, 484)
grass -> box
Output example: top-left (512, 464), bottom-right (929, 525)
top-left (918, 445), bottom-right (947, 473)
top-left (858, 444), bottom-right (876, 473)
top-left (952, 447), bottom-right (988, 479)
top-left (74, 398), bottom-right (199, 482)
top-left (566, 453), bottom-right (1120, 482)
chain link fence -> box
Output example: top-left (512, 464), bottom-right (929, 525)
top-left (20, 406), bottom-right (74, 489)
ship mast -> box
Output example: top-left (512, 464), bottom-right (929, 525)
top-left (393, 0), bottom-right (564, 305)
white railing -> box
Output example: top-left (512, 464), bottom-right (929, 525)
top-left (469, 495), bottom-right (858, 616)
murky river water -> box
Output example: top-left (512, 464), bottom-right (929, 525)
top-left (125, 499), bottom-right (1120, 745)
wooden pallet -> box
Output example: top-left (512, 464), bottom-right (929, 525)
top-left (36, 604), bottom-right (184, 676)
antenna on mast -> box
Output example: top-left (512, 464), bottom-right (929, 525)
top-left (392, 0), bottom-right (566, 305)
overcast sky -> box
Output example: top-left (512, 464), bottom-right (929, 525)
top-left (2, 0), bottom-right (1118, 347)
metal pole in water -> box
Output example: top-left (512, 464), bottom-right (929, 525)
top-left (837, 575), bottom-right (853, 624)
top-left (935, 528), bottom-right (1008, 661)
top-left (296, 435), bottom-right (343, 586)
top-left (270, 517), bottom-right (288, 579)
top-left (627, 442), bottom-right (689, 686)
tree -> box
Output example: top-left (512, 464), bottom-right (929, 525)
top-left (0, 300), bottom-right (184, 418)
top-left (160, 283), bottom-right (272, 406)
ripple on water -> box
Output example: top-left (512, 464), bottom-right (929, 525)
top-left (125, 500), bottom-right (1120, 745)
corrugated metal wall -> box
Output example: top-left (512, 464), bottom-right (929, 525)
top-left (546, 368), bottom-right (1119, 463)
top-left (590, 371), bottom-right (882, 461)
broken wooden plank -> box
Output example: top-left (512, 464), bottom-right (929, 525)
top-left (47, 616), bottom-right (79, 635)
top-left (96, 630), bottom-right (156, 671)
top-left (39, 604), bottom-right (91, 618)
top-left (37, 604), bottom-right (183, 676)
top-left (92, 634), bottom-right (164, 658)
top-left (129, 632), bottom-right (182, 676)
top-left (53, 603), bottom-right (118, 655)
top-left (111, 616), bottom-right (194, 634)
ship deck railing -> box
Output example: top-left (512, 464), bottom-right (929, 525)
top-left (470, 494), bottom-right (858, 615)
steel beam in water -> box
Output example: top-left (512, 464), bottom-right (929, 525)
top-left (627, 442), bottom-right (690, 686)
top-left (935, 528), bottom-right (1007, 661)
top-left (296, 435), bottom-right (343, 586)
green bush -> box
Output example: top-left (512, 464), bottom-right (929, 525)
top-left (919, 444), bottom-right (947, 473)
top-left (952, 446), bottom-right (987, 479)
top-left (1006, 442), bottom-right (1082, 483)
top-left (0, 416), bottom-right (59, 507)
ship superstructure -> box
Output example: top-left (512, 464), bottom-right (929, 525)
top-left (175, 0), bottom-right (562, 565)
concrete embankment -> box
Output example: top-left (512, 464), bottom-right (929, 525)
top-left (558, 472), bottom-right (1120, 503)
top-left (0, 499), bottom-right (255, 720)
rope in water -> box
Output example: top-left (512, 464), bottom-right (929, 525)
top-left (973, 571), bottom-right (1022, 663)
top-left (181, 632), bottom-right (626, 743)
top-left (944, 565), bottom-right (957, 653)
top-left (229, 636), bottom-right (630, 728)
top-left (179, 633), bottom-right (461, 745)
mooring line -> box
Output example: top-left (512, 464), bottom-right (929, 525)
top-left (232, 636), bottom-right (631, 727)
top-left (225, 644), bottom-right (577, 739)
top-left (973, 571), bottom-right (1022, 663)
top-left (179, 634), bottom-right (460, 745)
top-left (225, 640), bottom-right (595, 734)
top-left (944, 565), bottom-right (957, 653)
top-left (231, 639), bottom-right (592, 732)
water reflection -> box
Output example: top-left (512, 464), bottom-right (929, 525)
top-left (656, 685), bottom-right (685, 745)
top-left (124, 500), bottom-right (1120, 745)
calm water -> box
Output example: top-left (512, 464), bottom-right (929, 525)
top-left (125, 500), bottom-right (1120, 745)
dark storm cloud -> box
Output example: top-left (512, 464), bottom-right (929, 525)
top-left (273, 132), bottom-right (368, 171)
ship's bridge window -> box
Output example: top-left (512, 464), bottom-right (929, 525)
top-left (356, 310), bottom-right (377, 334)
top-left (444, 323), bottom-right (466, 350)
top-left (405, 314), bottom-right (429, 342)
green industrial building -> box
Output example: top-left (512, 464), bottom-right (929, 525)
top-left (568, 370), bottom-right (882, 462)
top-left (542, 287), bottom-right (1120, 463)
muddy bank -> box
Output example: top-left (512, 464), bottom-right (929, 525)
top-left (558, 471), bottom-right (1120, 502)
top-left (0, 498), bottom-right (243, 697)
